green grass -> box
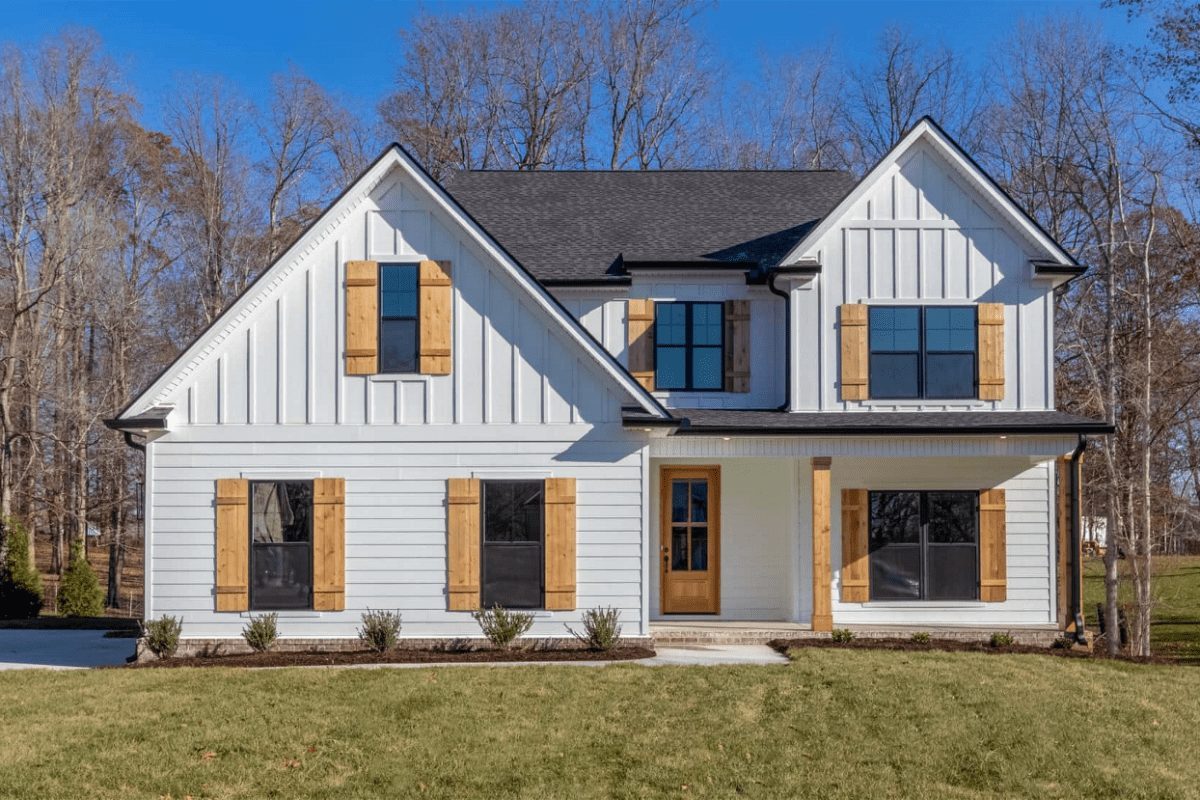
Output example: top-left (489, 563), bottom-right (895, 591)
top-left (0, 652), bottom-right (1196, 799)
top-left (1084, 555), bottom-right (1200, 663)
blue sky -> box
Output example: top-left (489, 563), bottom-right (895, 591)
top-left (2, 0), bottom-right (1150, 129)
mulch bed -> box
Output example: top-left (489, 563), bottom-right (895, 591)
top-left (769, 637), bottom-right (1176, 664)
top-left (127, 645), bottom-right (655, 669)
top-left (0, 616), bottom-right (140, 631)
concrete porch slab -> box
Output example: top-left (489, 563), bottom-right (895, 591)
top-left (644, 644), bottom-right (789, 666)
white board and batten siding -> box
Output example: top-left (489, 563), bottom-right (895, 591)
top-left (554, 276), bottom-right (785, 409)
top-left (142, 163), bottom-right (652, 639)
top-left (791, 138), bottom-right (1058, 413)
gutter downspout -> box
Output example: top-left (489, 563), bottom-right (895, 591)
top-left (1069, 435), bottom-right (1088, 644)
top-left (121, 431), bottom-right (146, 454)
top-left (766, 269), bottom-right (790, 411)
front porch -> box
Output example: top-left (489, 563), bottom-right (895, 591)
top-left (649, 621), bottom-right (1062, 646)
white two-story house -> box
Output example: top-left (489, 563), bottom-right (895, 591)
top-left (108, 118), bottom-right (1110, 648)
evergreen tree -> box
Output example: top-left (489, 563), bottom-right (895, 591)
top-left (0, 519), bottom-right (43, 619)
top-left (58, 540), bottom-right (104, 618)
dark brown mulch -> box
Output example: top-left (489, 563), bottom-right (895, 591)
top-left (769, 637), bottom-right (1176, 665)
top-left (126, 645), bottom-right (655, 669)
top-left (0, 616), bottom-right (140, 631)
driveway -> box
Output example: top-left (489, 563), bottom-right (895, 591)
top-left (0, 630), bottom-right (135, 670)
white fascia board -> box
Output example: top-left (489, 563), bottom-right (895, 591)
top-left (779, 118), bottom-right (1078, 269)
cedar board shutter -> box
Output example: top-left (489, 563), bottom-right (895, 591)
top-left (447, 478), bottom-right (481, 611)
top-left (345, 260), bottom-right (379, 375)
top-left (977, 303), bottom-right (1005, 401)
top-left (724, 299), bottom-right (751, 393)
top-left (627, 299), bottom-right (656, 391)
top-left (312, 478), bottom-right (346, 611)
top-left (215, 478), bottom-right (249, 612)
top-left (419, 259), bottom-right (453, 375)
top-left (840, 304), bottom-right (868, 401)
top-left (840, 488), bottom-right (869, 602)
top-left (979, 488), bottom-right (1007, 602)
top-left (544, 477), bottom-right (577, 610)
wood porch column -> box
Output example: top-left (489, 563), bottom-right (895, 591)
top-left (1057, 454), bottom-right (1084, 631)
top-left (812, 457), bottom-right (833, 632)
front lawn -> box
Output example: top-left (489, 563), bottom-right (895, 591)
top-left (0, 651), bottom-right (1194, 799)
top-left (1084, 554), bottom-right (1200, 662)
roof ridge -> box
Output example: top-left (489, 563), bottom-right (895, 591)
top-left (451, 168), bottom-right (852, 175)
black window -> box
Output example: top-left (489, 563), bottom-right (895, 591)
top-left (380, 263), bottom-right (419, 373)
top-left (869, 306), bottom-right (976, 399)
top-left (655, 301), bottom-right (723, 391)
top-left (869, 491), bottom-right (978, 601)
top-left (249, 480), bottom-right (313, 610)
top-left (481, 481), bottom-right (544, 608)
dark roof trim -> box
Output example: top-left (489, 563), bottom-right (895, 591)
top-left (1033, 259), bottom-right (1087, 277)
top-left (104, 406), bottom-right (172, 431)
top-left (542, 276), bottom-right (632, 288)
top-left (620, 259), bottom-right (758, 271)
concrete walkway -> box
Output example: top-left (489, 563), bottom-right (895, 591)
top-left (0, 630), bottom-right (135, 670)
top-left (644, 644), bottom-right (789, 666)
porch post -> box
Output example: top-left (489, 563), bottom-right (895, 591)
top-left (812, 456), bottom-right (833, 632)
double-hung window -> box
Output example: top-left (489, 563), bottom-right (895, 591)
top-left (868, 491), bottom-right (979, 601)
top-left (655, 301), bottom-right (723, 391)
top-left (379, 263), bottom-right (419, 373)
top-left (249, 480), bottom-right (313, 610)
top-left (481, 481), bottom-right (544, 609)
top-left (869, 306), bottom-right (976, 399)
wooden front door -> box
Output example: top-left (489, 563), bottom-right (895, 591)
top-left (660, 466), bottom-right (720, 614)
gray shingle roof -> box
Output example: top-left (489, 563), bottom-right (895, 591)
top-left (440, 170), bottom-right (857, 284)
top-left (622, 408), bottom-right (1113, 435)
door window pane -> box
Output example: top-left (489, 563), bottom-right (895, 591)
top-left (671, 526), bottom-right (689, 571)
top-left (671, 481), bottom-right (689, 523)
top-left (690, 526), bottom-right (708, 570)
top-left (482, 481), bottom-right (544, 608)
top-left (250, 481), bottom-right (313, 610)
top-left (689, 481), bottom-right (708, 523)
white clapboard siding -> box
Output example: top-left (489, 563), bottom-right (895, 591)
top-left (153, 166), bottom-right (629, 428)
top-left (147, 426), bottom-right (647, 639)
top-left (792, 138), bottom-right (1056, 412)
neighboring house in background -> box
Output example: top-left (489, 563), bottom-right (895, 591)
top-left (107, 118), bottom-right (1111, 648)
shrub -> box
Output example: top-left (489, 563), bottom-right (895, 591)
top-left (910, 631), bottom-right (932, 645)
top-left (142, 615), bottom-right (183, 658)
top-left (0, 519), bottom-right (43, 619)
top-left (1050, 634), bottom-right (1075, 650)
top-left (989, 631), bottom-right (1016, 648)
top-left (472, 605), bottom-right (534, 649)
top-left (242, 613), bottom-right (279, 652)
top-left (566, 606), bottom-right (622, 651)
top-left (58, 540), bottom-right (104, 617)
top-left (830, 628), bottom-right (855, 643)
top-left (358, 608), bottom-right (402, 653)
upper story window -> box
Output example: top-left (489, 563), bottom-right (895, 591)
top-left (869, 306), bottom-right (976, 399)
top-left (380, 264), bottom-right (419, 373)
top-left (655, 301), bottom-right (724, 391)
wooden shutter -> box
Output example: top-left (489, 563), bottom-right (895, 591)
top-left (215, 479), bottom-right (249, 612)
top-left (724, 300), bottom-right (751, 393)
top-left (447, 478), bottom-right (481, 611)
top-left (627, 299), bottom-right (656, 391)
top-left (840, 304), bottom-right (868, 401)
top-left (978, 303), bottom-right (1005, 401)
top-left (345, 260), bottom-right (379, 375)
top-left (419, 259), bottom-right (453, 375)
top-left (979, 488), bottom-right (1007, 602)
top-left (840, 488), bottom-right (870, 602)
top-left (544, 477), bottom-right (577, 610)
top-left (312, 478), bottom-right (346, 611)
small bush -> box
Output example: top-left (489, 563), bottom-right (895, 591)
top-left (142, 615), bottom-right (183, 658)
top-left (358, 608), bottom-right (402, 653)
top-left (566, 606), bottom-right (622, 651)
top-left (472, 605), bottom-right (534, 649)
top-left (58, 541), bottom-right (104, 618)
top-left (1050, 634), bottom-right (1075, 650)
top-left (242, 613), bottom-right (279, 652)
top-left (830, 628), bottom-right (855, 643)
top-left (910, 631), bottom-right (932, 645)
top-left (989, 631), bottom-right (1016, 648)
top-left (0, 519), bottom-right (43, 620)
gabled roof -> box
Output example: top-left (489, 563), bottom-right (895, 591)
top-left (780, 116), bottom-right (1081, 270)
top-left (440, 170), bottom-right (856, 284)
top-left (111, 144), bottom-right (671, 425)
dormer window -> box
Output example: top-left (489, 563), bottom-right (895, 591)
top-left (379, 263), bottom-right (419, 373)
top-left (654, 302), bottom-right (724, 391)
top-left (869, 306), bottom-right (976, 400)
